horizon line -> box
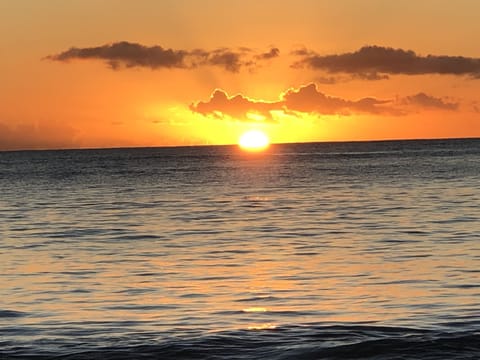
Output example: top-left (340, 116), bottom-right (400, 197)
top-left (1, 136), bottom-right (479, 153)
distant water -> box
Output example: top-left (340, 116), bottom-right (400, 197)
top-left (1, 139), bottom-right (479, 359)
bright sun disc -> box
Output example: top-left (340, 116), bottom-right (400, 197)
top-left (238, 130), bottom-right (270, 151)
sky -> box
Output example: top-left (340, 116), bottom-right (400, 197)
top-left (1, 0), bottom-right (480, 150)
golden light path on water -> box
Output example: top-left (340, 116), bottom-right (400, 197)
top-left (1, 141), bottom-right (479, 353)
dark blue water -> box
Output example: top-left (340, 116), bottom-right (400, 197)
top-left (1, 139), bottom-right (479, 359)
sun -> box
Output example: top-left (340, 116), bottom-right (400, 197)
top-left (238, 130), bottom-right (270, 151)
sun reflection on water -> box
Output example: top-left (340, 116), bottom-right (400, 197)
top-left (242, 307), bottom-right (268, 313)
top-left (247, 323), bottom-right (277, 331)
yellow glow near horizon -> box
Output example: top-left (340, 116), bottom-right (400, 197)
top-left (238, 130), bottom-right (270, 151)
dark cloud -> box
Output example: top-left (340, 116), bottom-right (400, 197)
top-left (47, 41), bottom-right (188, 69)
top-left (255, 47), bottom-right (280, 60)
top-left (46, 42), bottom-right (278, 72)
top-left (282, 83), bottom-right (396, 115)
top-left (315, 75), bottom-right (340, 84)
top-left (191, 83), bottom-right (402, 119)
top-left (353, 72), bottom-right (390, 81)
top-left (190, 89), bottom-right (280, 120)
top-left (205, 48), bottom-right (248, 73)
top-left (401, 93), bottom-right (458, 110)
top-left (191, 83), bottom-right (461, 120)
top-left (293, 45), bottom-right (480, 79)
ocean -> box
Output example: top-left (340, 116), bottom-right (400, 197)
top-left (1, 138), bottom-right (479, 359)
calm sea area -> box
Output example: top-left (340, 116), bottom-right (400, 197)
top-left (1, 139), bottom-right (479, 359)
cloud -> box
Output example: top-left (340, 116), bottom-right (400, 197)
top-left (47, 41), bottom-right (187, 70)
top-left (190, 89), bottom-right (280, 120)
top-left (315, 75), bottom-right (342, 84)
top-left (204, 48), bottom-right (250, 73)
top-left (293, 45), bottom-right (480, 79)
top-left (46, 41), bottom-right (279, 72)
top-left (255, 47), bottom-right (280, 60)
top-left (191, 83), bottom-right (403, 119)
top-left (282, 83), bottom-right (396, 115)
top-left (191, 83), bottom-right (461, 120)
top-left (401, 93), bottom-right (458, 110)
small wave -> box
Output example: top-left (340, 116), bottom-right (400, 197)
top-left (2, 324), bottom-right (478, 359)
top-left (0, 310), bottom-right (26, 318)
top-left (235, 295), bottom-right (282, 302)
top-left (103, 304), bottom-right (177, 311)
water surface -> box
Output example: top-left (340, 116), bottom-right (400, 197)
top-left (1, 139), bottom-right (479, 359)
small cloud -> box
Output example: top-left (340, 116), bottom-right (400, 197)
top-left (401, 93), bottom-right (458, 110)
top-left (353, 72), bottom-right (390, 81)
top-left (315, 75), bottom-right (340, 84)
top-left (205, 48), bottom-right (246, 73)
top-left (255, 47), bottom-right (280, 60)
top-left (290, 47), bottom-right (316, 58)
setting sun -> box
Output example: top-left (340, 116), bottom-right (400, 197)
top-left (238, 130), bottom-right (270, 151)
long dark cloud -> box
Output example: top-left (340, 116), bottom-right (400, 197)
top-left (191, 83), bottom-right (460, 120)
top-left (190, 83), bottom-right (426, 120)
top-left (293, 45), bottom-right (480, 79)
top-left (46, 41), bottom-right (279, 72)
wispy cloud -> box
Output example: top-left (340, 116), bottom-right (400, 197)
top-left (293, 45), bottom-right (480, 79)
top-left (46, 41), bottom-right (279, 72)
top-left (255, 47), bottom-right (280, 60)
top-left (401, 93), bottom-right (458, 111)
top-left (0, 121), bottom-right (78, 151)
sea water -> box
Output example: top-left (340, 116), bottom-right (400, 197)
top-left (1, 139), bottom-right (479, 359)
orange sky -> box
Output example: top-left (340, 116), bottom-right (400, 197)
top-left (1, 0), bottom-right (480, 150)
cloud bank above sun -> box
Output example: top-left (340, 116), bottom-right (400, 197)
top-left (190, 83), bottom-right (458, 121)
